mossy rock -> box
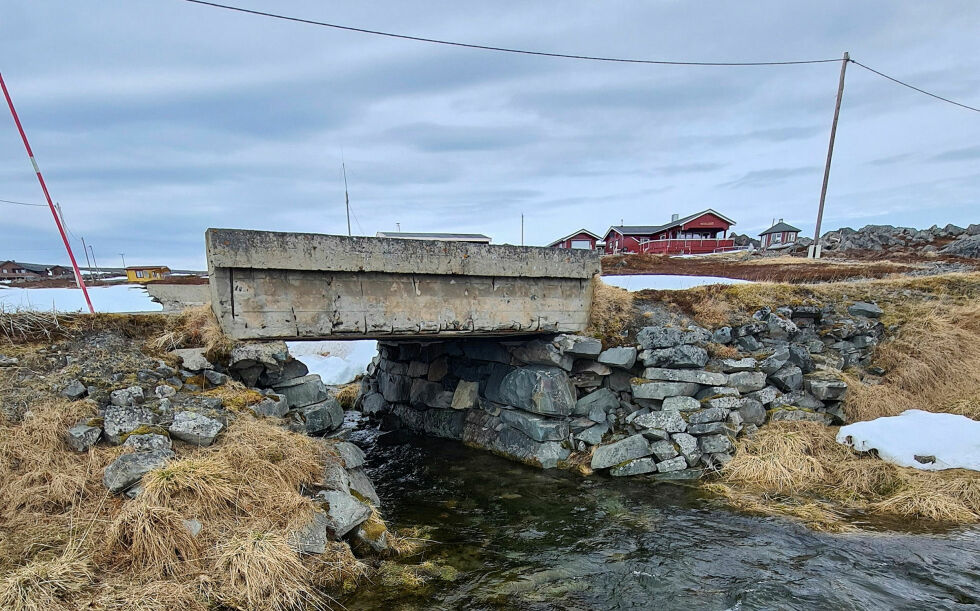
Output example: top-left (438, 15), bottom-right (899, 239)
top-left (119, 424), bottom-right (170, 442)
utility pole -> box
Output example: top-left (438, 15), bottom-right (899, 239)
top-left (119, 253), bottom-right (126, 269)
top-left (342, 161), bottom-right (352, 237)
top-left (521, 213), bottom-right (524, 246)
top-left (1, 72), bottom-right (95, 312)
top-left (396, 222), bottom-right (401, 232)
top-left (80, 236), bottom-right (92, 274)
top-left (89, 244), bottom-right (102, 278)
top-left (810, 51), bottom-right (849, 259)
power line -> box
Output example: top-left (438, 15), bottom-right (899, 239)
top-left (0, 197), bottom-right (46, 207)
top-left (176, 0), bottom-right (841, 66)
top-left (850, 60), bottom-right (980, 113)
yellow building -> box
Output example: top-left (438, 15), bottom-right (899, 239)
top-left (125, 266), bottom-right (171, 283)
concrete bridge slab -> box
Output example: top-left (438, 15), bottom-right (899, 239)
top-left (206, 229), bottom-right (600, 341)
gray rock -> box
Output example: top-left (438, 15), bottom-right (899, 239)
top-left (633, 410), bottom-right (687, 433)
top-left (249, 394), bottom-right (289, 418)
top-left (103, 449), bottom-right (174, 493)
top-left (347, 467), bottom-right (380, 505)
top-left (769, 407), bottom-right (833, 425)
top-left (727, 371), bottom-right (767, 393)
top-left (695, 386), bottom-right (739, 400)
top-left (687, 408), bottom-right (728, 424)
top-left (168, 411), bottom-right (224, 446)
top-left (591, 434), bottom-right (653, 470)
top-left (511, 340), bottom-right (573, 371)
top-left (656, 455), bottom-right (689, 473)
top-left (322, 461), bottom-right (351, 492)
top-left (640, 427), bottom-right (669, 442)
top-left (759, 347), bottom-right (790, 374)
top-left (110, 386), bottom-right (145, 407)
top-left (203, 370), bottom-right (228, 386)
top-left (461, 341), bottom-right (511, 364)
top-left (409, 378), bottom-right (449, 408)
top-left (688, 422), bottom-right (728, 435)
top-left (426, 356), bottom-right (449, 382)
top-left (702, 396), bottom-right (743, 410)
top-left (805, 376), bottom-right (848, 401)
top-left (719, 357), bottom-right (757, 373)
top-left (747, 386), bottom-right (781, 405)
top-left (662, 396), bottom-right (701, 412)
top-left (597, 347), bottom-right (638, 369)
top-left (289, 511), bottom-right (330, 554)
top-left (292, 398), bottom-right (344, 435)
top-left (631, 381), bottom-right (701, 401)
top-left (229, 341), bottom-right (289, 371)
top-left (273, 374), bottom-right (329, 409)
top-left (314, 489), bottom-right (372, 538)
top-left (652, 468), bottom-right (703, 482)
top-left (451, 380), bottom-right (480, 409)
top-left (769, 364), bottom-right (803, 392)
top-left (173, 348), bottom-right (213, 371)
top-left (67, 424), bottom-right (101, 452)
top-left (574, 387), bottom-right (620, 417)
top-left (407, 360), bottom-right (429, 378)
top-left (649, 439), bottom-right (679, 461)
top-left (848, 302), bottom-right (883, 318)
top-left (360, 392), bottom-right (386, 415)
top-left (61, 380), bottom-right (87, 401)
top-left (123, 433), bottom-right (172, 452)
top-left (712, 327), bottom-right (733, 345)
top-left (788, 344), bottom-right (816, 374)
top-left (780, 390), bottom-right (825, 411)
top-left (499, 409), bottom-right (569, 442)
top-left (637, 325), bottom-right (711, 349)
top-left (641, 345), bottom-right (709, 369)
top-left (738, 399), bottom-right (767, 426)
top-left (640, 368), bottom-right (727, 386)
top-left (103, 406), bottom-right (156, 443)
top-left (555, 334), bottom-right (603, 358)
top-left (610, 457), bottom-right (658, 476)
top-left (671, 432), bottom-right (701, 466)
top-left (154, 384), bottom-right (177, 400)
top-left (736, 335), bottom-right (764, 352)
top-left (334, 441), bottom-right (366, 469)
top-left (605, 371), bottom-right (633, 392)
top-left (0, 354), bottom-right (19, 367)
top-left (572, 360), bottom-right (612, 376)
top-left (698, 434), bottom-right (733, 454)
top-left (495, 366), bottom-right (576, 416)
top-left (575, 422), bottom-right (609, 445)
top-left (493, 426), bottom-right (570, 469)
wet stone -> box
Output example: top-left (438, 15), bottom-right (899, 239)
top-left (610, 457), bottom-right (658, 477)
top-left (591, 434), bottom-right (652, 470)
top-left (656, 456), bottom-right (688, 473)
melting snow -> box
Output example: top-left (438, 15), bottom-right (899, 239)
top-left (0, 284), bottom-right (161, 313)
top-left (286, 340), bottom-right (378, 385)
top-left (602, 274), bottom-right (751, 291)
top-left (837, 409), bottom-right (980, 471)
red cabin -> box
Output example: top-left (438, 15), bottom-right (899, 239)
top-left (546, 229), bottom-right (601, 250)
top-left (602, 209), bottom-right (737, 255)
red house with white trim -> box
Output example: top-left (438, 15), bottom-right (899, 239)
top-left (602, 209), bottom-right (737, 255)
top-left (759, 219), bottom-right (801, 250)
top-left (546, 229), bottom-right (602, 250)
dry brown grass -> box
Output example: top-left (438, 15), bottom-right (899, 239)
top-left (199, 381), bottom-right (265, 412)
top-left (0, 550), bottom-right (93, 611)
top-left (105, 502), bottom-right (201, 577)
top-left (147, 304), bottom-right (233, 360)
top-left (213, 530), bottom-right (317, 611)
top-left (334, 383), bottom-right (360, 410)
top-left (706, 342), bottom-right (739, 359)
top-left (586, 277), bottom-right (634, 347)
top-left (714, 421), bottom-right (980, 527)
top-left (141, 458), bottom-right (240, 519)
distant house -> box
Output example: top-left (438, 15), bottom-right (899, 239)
top-left (375, 232), bottom-right (491, 244)
top-left (125, 266), bottom-right (170, 283)
top-left (0, 260), bottom-right (72, 280)
top-left (602, 209), bottom-right (737, 255)
top-left (546, 229), bottom-right (602, 250)
top-left (759, 220), bottom-right (802, 250)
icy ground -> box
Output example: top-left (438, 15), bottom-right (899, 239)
top-left (286, 340), bottom-right (377, 385)
top-left (837, 409), bottom-right (980, 471)
top-left (0, 284), bottom-right (161, 313)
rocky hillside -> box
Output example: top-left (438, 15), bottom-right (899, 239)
top-left (818, 223), bottom-right (980, 257)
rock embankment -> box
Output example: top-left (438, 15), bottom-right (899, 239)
top-left (358, 300), bottom-right (885, 478)
top-left (819, 223), bottom-right (980, 257)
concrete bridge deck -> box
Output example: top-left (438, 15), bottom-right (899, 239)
top-left (206, 229), bottom-right (600, 341)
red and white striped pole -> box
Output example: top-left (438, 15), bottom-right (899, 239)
top-left (0, 72), bottom-right (95, 313)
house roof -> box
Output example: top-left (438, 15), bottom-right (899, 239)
top-left (546, 228), bottom-right (601, 247)
top-left (375, 232), bottom-right (491, 242)
top-left (760, 221), bottom-right (802, 236)
top-left (125, 266), bottom-right (171, 271)
top-left (605, 209), bottom-right (736, 238)
top-left (0, 261), bottom-right (61, 273)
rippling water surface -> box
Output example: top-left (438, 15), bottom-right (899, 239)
top-left (342, 427), bottom-right (980, 610)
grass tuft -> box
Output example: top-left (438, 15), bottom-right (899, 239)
top-left (105, 502), bottom-right (201, 577)
top-left (586, 277), bottom-right (634, 347)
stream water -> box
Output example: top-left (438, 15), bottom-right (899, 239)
top-left (341, 422), bottom-right (980, 610)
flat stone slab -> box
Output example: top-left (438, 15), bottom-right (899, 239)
top-left (591, 434), bottom-right (652, 470)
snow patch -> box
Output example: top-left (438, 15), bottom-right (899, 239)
top-left (286, 340), bottom-right (377, 385)
top-left (836, 409), bottom-right (980, 471)
top-left (0, 284), bottom-right (162, 313)
top-left (602, 274), bottom-right (752, 292)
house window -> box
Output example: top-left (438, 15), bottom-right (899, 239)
top-left (570, 239), bottom-right (591, 249)
top-left (136, 270), bottom-right (145, 278)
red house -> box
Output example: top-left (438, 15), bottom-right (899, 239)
top-left (759, 219), bottom-right (801, 250)
top-left (602, 209), bottom-right (737, 255)
top-left (546, 229), bottom-right (601, 250)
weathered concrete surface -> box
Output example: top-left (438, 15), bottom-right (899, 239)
top-left (206, 229), bottom-right (600, 341)
top-left (146, 283), bottom-right (210, 313)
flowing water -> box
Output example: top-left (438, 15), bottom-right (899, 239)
top-left (341, 423), bottom-right (980, 610)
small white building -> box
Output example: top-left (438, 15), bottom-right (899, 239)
top-left (759, 220), bottom-right (801, 250)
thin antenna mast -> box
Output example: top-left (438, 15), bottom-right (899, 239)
top-left (342, 160), bottom-right (352, 237)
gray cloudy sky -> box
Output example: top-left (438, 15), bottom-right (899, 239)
top-left (2, 1), bottom-right (979, 269)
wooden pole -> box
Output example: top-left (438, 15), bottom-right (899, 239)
top-left (811, 52), bottom-right (849, 258)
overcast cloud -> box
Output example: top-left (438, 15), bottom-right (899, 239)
top-left (2, 1), bottom-right (978, 269)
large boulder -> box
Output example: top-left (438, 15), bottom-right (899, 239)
top-left (492, 426), bottom-right (570, 469)
top-left (591, 434), bottom-right (652, 470)
top-left (291, 398), bottom-right (344, 435)
top-left (728, 371), bottom-right (766, 393)
top-left (492, 366), bottom-right (576, 416)
top-left (103, 406), bottom-right (156, 444)
top-left (273, 374), bottom-right (329, 409)
top-left (168, 411), bottom-right (224, 446)
top-left (848, 302), bottom-right (884, 318)
top-left (641, 345), bottom-right (708, 369)
top-left (314, 489), bottom-right (373, 538)
top-left (499, 409), bottom-right (569, 442)
top-left (103, 449), bottom-right (174, 493)
top-left (769, 364), bottom-right (803, 392)
top-left (173, 348), bottom-right (213, 372)
top-left (511, 340), bottom-right (573, 371)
